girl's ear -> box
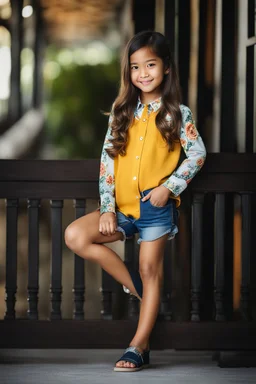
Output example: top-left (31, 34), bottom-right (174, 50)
top-left (164, 68), bottom-right (170, 75)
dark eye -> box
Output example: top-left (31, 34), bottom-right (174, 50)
top-left (131, 65), bottom-right (138, 70)
top-left (148, 63), bottom-right (155, 67)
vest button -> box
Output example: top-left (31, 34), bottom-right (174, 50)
top-left (133, 176), bottom-right (137, 180)
top-left (140, 137), bottom-right (143, 140)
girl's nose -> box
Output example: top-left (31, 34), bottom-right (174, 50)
top-left (139, 69), bottom-right (149, 78)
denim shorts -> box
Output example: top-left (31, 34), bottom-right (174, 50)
top-left (116, 188), bottom-right (179, 244)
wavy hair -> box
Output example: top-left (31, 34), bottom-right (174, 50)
top-left (106, 31), bottom-right (182, 158)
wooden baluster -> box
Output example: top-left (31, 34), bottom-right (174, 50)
top-left (214, 193), bottom-right (226, 321)
top-left (240, 193), bottom-right (252, 320)
top-left (73, 199), bottom-right (85, 320)
top-left (190, 193), bottom-right (204, 321)
top-left (4, 199), bottom-right (18, 320)
top-left (27, 199), bottom-right (40, 320)
top-left (159, 241), bottom-right (173, 321)
top-left (50, 200), bottom-right (63, 320)
top-left (125, 236), bottom-right (140, 320)
top-left (100, 270), bottom-right (113, 320)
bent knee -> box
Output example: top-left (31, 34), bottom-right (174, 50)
top-left (64, 224), bottom-right (88, 253)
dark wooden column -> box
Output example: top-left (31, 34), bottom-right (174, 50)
top-left (197, 0), bottom-right (215, 138)
top-left (133, 0), bottom-right (155, 33)
top-left (246, 43), bottom-right (255, 152)
top-left (177, 0), bottom-right (190, 105)
top-left (32, 0), bottom-right (44, 108)
top-left (164, 0), bottom-right (176, 56)
top-left (9, 0), bottom-right (23, 122)
top-left (220, 0), bottom-right (237, 152)
top-left (246, 0), bottom-right (256, 152)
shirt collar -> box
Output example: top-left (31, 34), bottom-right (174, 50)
top-left (136, 97), bottom-right (162, 114)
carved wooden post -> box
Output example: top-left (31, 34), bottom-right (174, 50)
top-left (190, 193), bottom-right (204, 321)
top-left (100, 271), bottom-right (113, 320)
top-left (4, 199), bottom-right (18, 320)
top-left (27, 199), bottom-right (40, 320)
top-left (50, 200), bottom-right (63, 320)
top-left (73, 199), bottom-right (85, 320)
top-left (240, 193), bottom-right (252, 320)
top-left (159, 241), bottom-right (173, 321)
top-left (214, 193), bottom-right (226, 321)
top-left (125, 236), bottom-right (140, 320)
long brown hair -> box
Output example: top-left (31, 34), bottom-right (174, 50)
top-left (106, 31), bottom-right (182, 158)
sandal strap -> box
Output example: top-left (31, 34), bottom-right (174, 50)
top-left (115, 346), bottom-right (144, 367)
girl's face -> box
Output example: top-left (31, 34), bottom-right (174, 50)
top-left (129, 46), bottom-right (169, 104)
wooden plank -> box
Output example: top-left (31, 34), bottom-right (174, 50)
top-left (0, 173), bottom-right (256, 199)
top-left (0, 320), bottom-right (256, 350)
top-left (0, 159), bottom-right (100, 181)
top-left (0, 181), bottom-right (99, 199)
top-left (0, 155), bottom-right (255, 182)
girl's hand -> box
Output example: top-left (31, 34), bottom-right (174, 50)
top-left (99, 212), bottom-right (117, 236)
top-left (141, 185), bottom-right (171, 207)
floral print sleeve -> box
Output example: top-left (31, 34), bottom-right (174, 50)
top-left (163, 105), bottom-right (206, 196)
top-left (99, 112), bottom-right (116, 215)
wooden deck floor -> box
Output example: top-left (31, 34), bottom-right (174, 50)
top-left (0, 349), bottom-right (256, 384)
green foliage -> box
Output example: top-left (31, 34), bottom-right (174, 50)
top-left (45, 57), bottom-right (120, 159)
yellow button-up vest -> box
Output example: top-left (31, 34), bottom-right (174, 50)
top-left (114, 106), bottom-right (181, 219)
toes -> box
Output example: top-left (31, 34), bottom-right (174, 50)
top-left (116, 360), bottom-right (136, 368)
top-left (124, 361), bottom-right (135, 368)
top-left (116, 360), bottom-right (124, 367)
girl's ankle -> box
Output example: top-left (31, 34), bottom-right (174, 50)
top-left (129, 342), bottom-right (149, 352)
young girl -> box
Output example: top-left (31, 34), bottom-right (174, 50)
top-left (65, 31), bottom-right (206, 372)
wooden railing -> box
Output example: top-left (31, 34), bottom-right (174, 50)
top-left (0, 154), bottom-right (255, 360)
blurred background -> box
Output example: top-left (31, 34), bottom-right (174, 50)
top-left (0, 0), bottom-right (255, 321)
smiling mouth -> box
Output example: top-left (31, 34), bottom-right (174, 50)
top-left (140, 80), bottom-right (153, 86)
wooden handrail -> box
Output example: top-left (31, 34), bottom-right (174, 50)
top-left (0, 154), bottom-right (255, 198)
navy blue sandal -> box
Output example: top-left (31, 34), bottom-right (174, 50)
top-left (114, 346), bottom-right (150, 372)
top-left (123, 270), bottom-right (143, 301)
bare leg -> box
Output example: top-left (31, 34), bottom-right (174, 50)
top-left (116, 234), bottom-right (167, 368)
top-left (64, 210), bottom-right (139, 297)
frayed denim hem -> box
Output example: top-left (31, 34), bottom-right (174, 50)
top-left (116, 226), bottom-right (126, 241)
top-left (137, 226), bottom-right (178, 244)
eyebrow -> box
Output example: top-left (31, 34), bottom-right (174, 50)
top-left (130, 58), bottom-right (157, 65)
